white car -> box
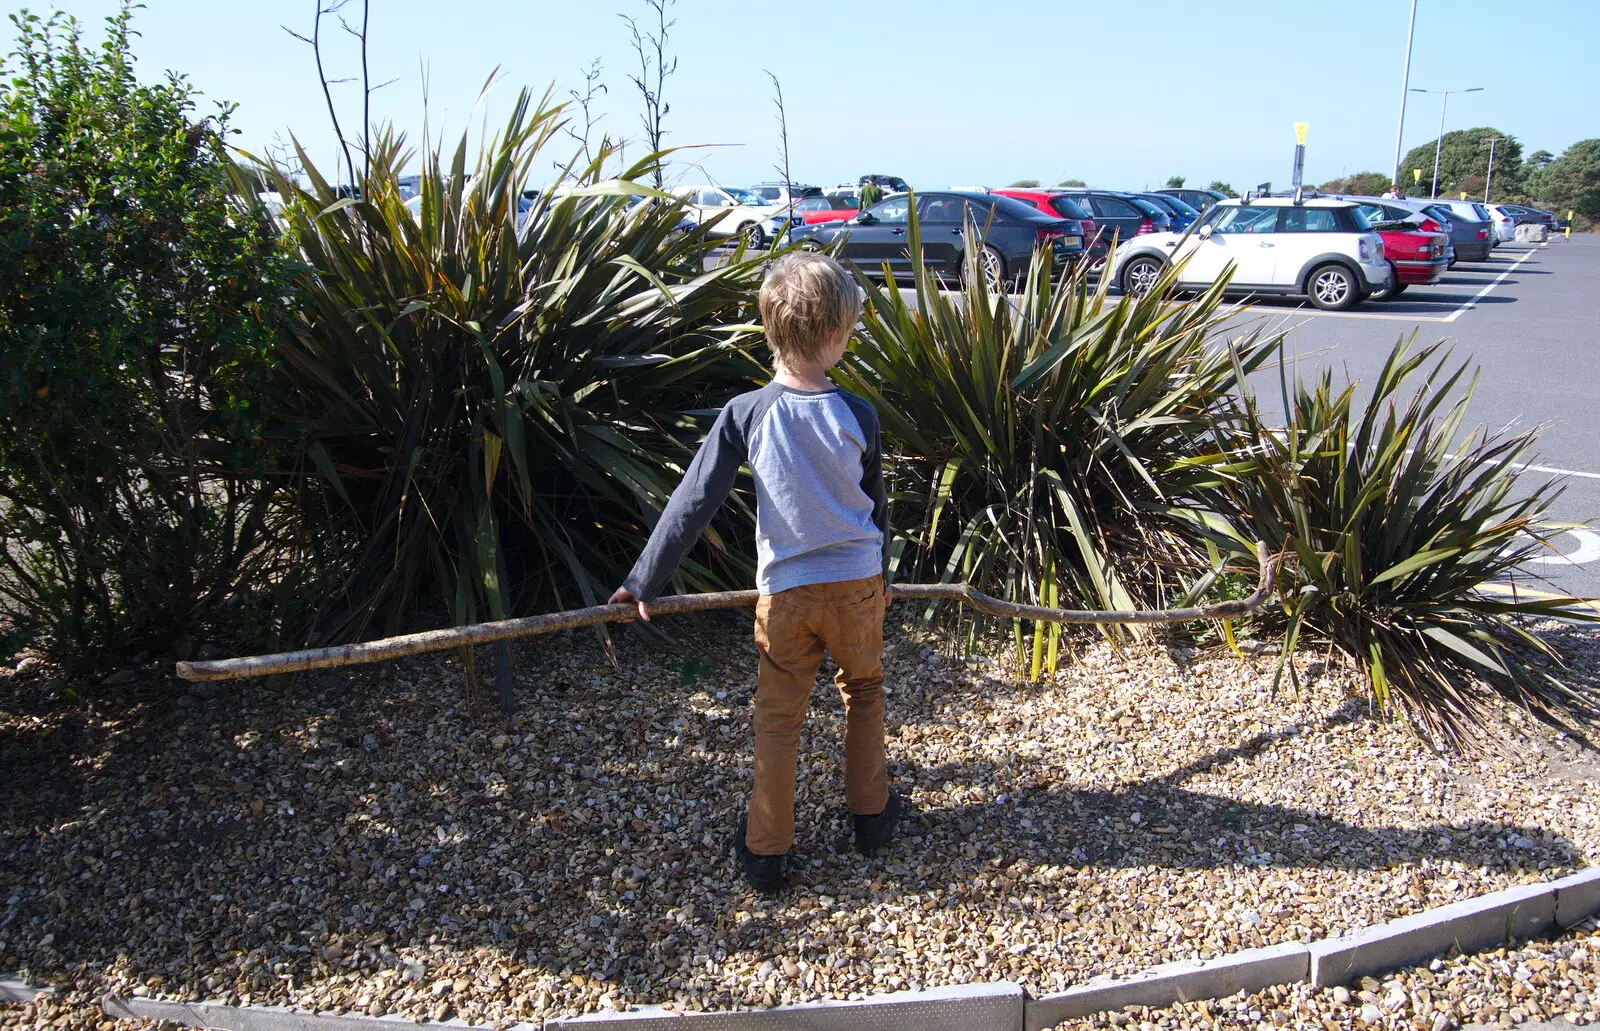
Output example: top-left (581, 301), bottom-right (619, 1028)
top-left (1484, 204), bottom-right (1521, 243)
top-left (1108, 198), bottom-right (1391, 311)
top-left (670, 184), bottom-right (780, 246)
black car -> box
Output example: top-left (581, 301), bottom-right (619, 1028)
top-left (1055, 189), bottom-right (1173, 260)
top-left (858, 173), bottom-right (910, 192)
top-left (789, 191), bottom-right (1080, 285)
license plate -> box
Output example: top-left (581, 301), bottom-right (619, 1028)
top-left (1065, 236), bottom-right (1082, 247)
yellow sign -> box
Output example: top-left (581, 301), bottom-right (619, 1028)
top-left (1294, 122), bottom-right (1309, 145)
top-left (1460, 192), bottom-right (1468, 200)
top-left (1413, 168), bottom-right (1423, 183)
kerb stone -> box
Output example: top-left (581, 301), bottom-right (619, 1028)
top-left (0, 973), bottom-right (53, 1004)
top-left (1553, 867), bottom-right (1600, 928)
top-left (101, 993), bottom-right (535, 1031)
top-left (1022, 943), bottom-right (1309, 1030)
top-left (544, 981), bottom-right (1022, 1031)
top-left (1310, 880), bottom-right (1557, 987)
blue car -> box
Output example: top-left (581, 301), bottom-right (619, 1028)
top-left (1134, 192), bottom-right (1202, 232)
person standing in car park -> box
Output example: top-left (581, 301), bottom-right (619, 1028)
top-left (859, 176), bottom-right (884, 210)
top-left (1383, 183), bottom-right (1403, 199)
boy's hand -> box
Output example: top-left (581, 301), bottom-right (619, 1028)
top-left (607, 587), bottom-right (651, 622)
top-left (883, 584), bottom-right (894, 607)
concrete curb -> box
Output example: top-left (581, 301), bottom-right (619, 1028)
top-left (0, 974), bottom-right (53, 1004)
top-left (1022, 943), bottom-right (1309, 1031)
top-left (543, 981), bottom-right (1023, 1030)
top-left (1553, 867), bottom-right (1600, 928)
top-left (100, 992), bottom-right (537, 1030)
top-left (1309, 880), bottom-right (1558, 987)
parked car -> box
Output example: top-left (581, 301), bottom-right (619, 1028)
top-left (1370, 225), bottom-right (1448, 297)
top-left (1493, 203), bottom-right (1557, 233)
top-left (1134, 192), bottom-right (1202, 232)
top-left (1333, 198), bottom-right (1455, 266)
top-left (1424, 199), bottom-right (1497, 257)
top-left (1156, 187), bottom-right (1230, 212)
top-left (748, 181), bottom-right (822, 209)
top-left (1415, 203), bottom-right (1492, 263)
top-left (788, 190), bottom-right (1081, 286)
top-left (1484, 204), bottom-right (1526, 242)
top-left (670, 184), bottom-right (779, 245)
top-left (1108, 198), bottom-right (1391, 311)
top-left (793, 190), bottom-right (864, 224)
top-left (1054, 189), bottom-right (1173, 255)
top-left (989, 188), bottom-right (1096, 263)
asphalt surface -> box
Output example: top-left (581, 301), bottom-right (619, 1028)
top-left (1223, 235), bottom-right (1600, 601)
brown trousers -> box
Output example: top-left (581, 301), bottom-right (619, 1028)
top-left (746, 574), bottom-right (889, 856)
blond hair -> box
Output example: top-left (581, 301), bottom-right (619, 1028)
top-left (757, 252), bottom-right (862, 365)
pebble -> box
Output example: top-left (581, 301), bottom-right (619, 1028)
top-left (4, 617), bottom-right (1599, 1025)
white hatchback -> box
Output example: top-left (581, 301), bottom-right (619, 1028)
top-left (1108, 198), bottom-right (1390, 311)
top-left (670, 184), bottom-right (781, 246)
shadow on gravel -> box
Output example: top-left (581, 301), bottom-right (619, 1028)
top-left (0, 617), bottom-right (1587, 1016)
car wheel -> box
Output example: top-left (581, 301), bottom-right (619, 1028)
top-left (1307, 263), bottom-right (1360, 311)
top-left (964, 246), bottom-right (1007, 291)
top-left (741, 223), bottom-right (766, 248)
top-left (1121, 255), bottom-right (1165, 296)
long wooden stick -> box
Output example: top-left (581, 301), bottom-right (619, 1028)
top-left (176, 543), bottom-right (1277, 682)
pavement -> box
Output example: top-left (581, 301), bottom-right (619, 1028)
top-left (1223, 234), bottom-right (1600, 600)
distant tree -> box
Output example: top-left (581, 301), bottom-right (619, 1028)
top-left (1523, 149), bottom-right (1555, 199)
top-left (1165, 175), bottom-right (1185, 188)
top-left (1207, 180), bottom-right (1236, 196)
top-left (1007, 179), bottom-right (1040, 188)
top-left (1319, 171), bottom-right (1389, 196)
top-left (1056, 178), bottom-right (1086, 187)
top-left (1401, 127), bottom-right (1521, 199)
top-left (1536, 139), bottom-right (1600, 219)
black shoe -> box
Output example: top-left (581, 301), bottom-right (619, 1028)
top-left (733, 815), bottom-right (789, 894)
top-left (853, 790), bottom-right (902, 854)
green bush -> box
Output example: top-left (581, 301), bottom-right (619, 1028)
top-left (832, 219), bottom-right (1277, 674)
top-left (257, 98), bottom-right (769, 645)
top-left (0, 6), bottom-right (294, 672)
top-left (1193, 337), bottom-right (1600, 746)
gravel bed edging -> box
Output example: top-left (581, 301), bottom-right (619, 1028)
top-left (1020, 943), bottom-right (1310, 1031)
top-left (19, 868), bottom-right (1591, 1031)
top-left (99, 990), bottom-right (536, 1030)
top-left (1308, 868), bottom-right (1600, 988)
top-left (543, 980), bottom-right (1023, 1029)
top-left (0, 975), bottom-right (51, 1004)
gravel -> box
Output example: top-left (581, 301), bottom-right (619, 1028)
top-left (1045, 915), bottom-right (1600, 1029)
top-left (2, 614), bottom-right (1597, 1028)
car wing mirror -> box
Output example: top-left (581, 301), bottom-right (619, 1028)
top-left (855, 212), bottom-right (876, 224)
top-left (1198, 224), bottom-right (1215, 239)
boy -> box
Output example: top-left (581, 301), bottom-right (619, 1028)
top-left (608, 251), bottom-right (901, 893)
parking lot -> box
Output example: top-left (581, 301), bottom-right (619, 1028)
top-left (1224, 234), bottom-right (1600, 602)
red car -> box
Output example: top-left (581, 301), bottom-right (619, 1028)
top-left (989, 189), bottom-right (1096, 261)
top-left (794, 190), bottom-right (862, 225)
top-left (1373, 227), bottom-right (1448, 296)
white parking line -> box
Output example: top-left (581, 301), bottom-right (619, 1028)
top-left (1267, 247), bottom-right (1540, 323)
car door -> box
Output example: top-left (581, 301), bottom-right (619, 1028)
top-left (1274, 206), bottom-right (1349, 286)
top-left (845, 194), bottom-right (913, 275)
top-left (1170, 205), bottom-right (1280, 286)
top-left (917, 194), bottom-right (969, 275)
top-left (691, 188), bottom-right (734, 231)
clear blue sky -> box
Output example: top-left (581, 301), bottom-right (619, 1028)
top-left (7, 0), bottom-right (1595, 192)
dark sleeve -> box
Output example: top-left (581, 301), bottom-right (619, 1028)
top-left (621, 406), bottom-right (747, 602)
top-left (855, 402), bottom-right (892, 583)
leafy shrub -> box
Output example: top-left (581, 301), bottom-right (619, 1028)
top-left (0, 7), bottom-right (294, 671)
top-left (1194, 337), bottom-right (1600, 746)
top-left (832, 218), bottom-right (1277, 673)
top-left (258, 97), bottom-right (769, 644)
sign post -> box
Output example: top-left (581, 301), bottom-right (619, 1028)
top-left (1291, 122), bottom-right (1309, 200)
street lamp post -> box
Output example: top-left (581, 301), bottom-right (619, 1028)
top-left (1409, 86), bottom-right (1483, 198)
top-left (1482, 136), bottom-right (1506, 203)
top-left (1390, 0), bottom-right (1419, 191)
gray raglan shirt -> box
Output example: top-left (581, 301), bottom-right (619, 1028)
top-left (622, 382), bottom-right (890, 600)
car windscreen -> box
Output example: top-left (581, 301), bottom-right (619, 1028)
top-left (1160, 196), bottom-right (1201, 217)
top-left (727, 187), bottom-right (764, 206)
top-left (1346, 206), bottom-right (1374, 231)
top-left (1423, 206), bottom-right (1457, 223)
top-left (1126, 197), bottom-right (1166, 218)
